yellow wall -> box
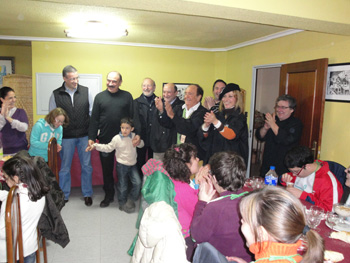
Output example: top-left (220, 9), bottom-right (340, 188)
top-left (225, 31), bottom-right (350, 165)
top-left (0, 44), bottom-right (32, 75)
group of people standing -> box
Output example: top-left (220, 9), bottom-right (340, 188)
top-left (0, 65), bottom-right (307, 210)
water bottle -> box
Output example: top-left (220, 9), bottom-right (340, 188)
top-left (265, 166), bottom-right (278, 186)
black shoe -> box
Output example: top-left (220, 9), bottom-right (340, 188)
top-left (100, 198), bottom-right (113, 208)
top-left (64, 199), bottom-right (69, 204)
top-left (84, 197), bottom-right (93, 206)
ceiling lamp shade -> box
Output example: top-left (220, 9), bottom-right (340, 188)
top-left (64, 20), bottom-right (128, 39)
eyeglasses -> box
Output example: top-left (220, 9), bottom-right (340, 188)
top-left (55, 119), bottom-right (64, 124)
top-left (289, 165), bottom-right (305, 176)
top-left (274, 105), bottom-right (290, 110)
top-left (67, 76), bottom-right (79, 82)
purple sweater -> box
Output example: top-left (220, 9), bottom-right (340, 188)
top-left (190, 189), bottom-right (253, 261)
top-left (1, 108), bottom-right (28, 154)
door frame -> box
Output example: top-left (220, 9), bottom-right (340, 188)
top-left (247, 63), bottom-right (284, 177)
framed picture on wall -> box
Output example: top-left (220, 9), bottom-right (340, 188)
top-left (163, 83), bottom-right (190, 100)
top-left (0, 56), bottom-right (15, 87)
top-left (325, 63), bottom-right (350, 102)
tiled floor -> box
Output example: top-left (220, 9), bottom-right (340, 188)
top-left (43, 186), bottom-right (139, 263)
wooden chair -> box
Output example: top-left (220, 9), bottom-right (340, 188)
top-left (5, 185), bottom-right (24, 263)
top-left (48, 137), bottom-right (59, 182)
top-left (35, 138), bottom-right (59, 263)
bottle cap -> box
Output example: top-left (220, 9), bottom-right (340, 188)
top-left (270, 166), bottom-right (275, 170)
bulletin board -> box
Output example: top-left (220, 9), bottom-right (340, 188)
top-left (35, 73), bottom-right (102, 115)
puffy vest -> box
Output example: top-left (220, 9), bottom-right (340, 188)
top-left (53, 84), bottom-right (90, 138)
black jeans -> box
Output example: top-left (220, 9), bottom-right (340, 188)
top-left (99, 151), bottom-right (116, 199)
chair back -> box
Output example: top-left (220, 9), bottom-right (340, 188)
top-left (48, 137), bottom-right (59, 183)
top-left (5, 186), bottom-right (24, 263)
top-left (326, 160), bottom-right (347, 188)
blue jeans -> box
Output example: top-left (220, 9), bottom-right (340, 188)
top-left (59, 136), bottom-right (93, 199)
top-left (116, 163), bottom-right (141, 205)
top-left (22, 251), bottom-right (36, 263)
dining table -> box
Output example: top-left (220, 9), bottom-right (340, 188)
top-left (242, 185), bottom-right (349, 262)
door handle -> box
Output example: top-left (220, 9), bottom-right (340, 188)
top-left (311, 140), bottom-right (317, 160)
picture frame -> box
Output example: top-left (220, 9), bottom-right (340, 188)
top-left (0, 56), bottom-right (15, 87)
top-left (325, 63), bottom-right (350, 102)
top-left (163, 83), bottom-right (190, 100)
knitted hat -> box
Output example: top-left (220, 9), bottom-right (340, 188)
top-left (219, 83), bottom-right (241, 100)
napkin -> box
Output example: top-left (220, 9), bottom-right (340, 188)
top-left (330, 231), bottom-right (350, 243)
top-left (324, 250), bottom-right (344, 262)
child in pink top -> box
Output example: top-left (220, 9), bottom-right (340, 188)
top-left (163, 143), bottom-right (200, 261)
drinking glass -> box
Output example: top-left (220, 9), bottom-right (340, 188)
top-left (244, 178), bottom-right (253, 188)
top-left (326, 212), bottom-right (340, 235)
top-left (309, 206), bottom-right (325, 220)
top-left (306, 209), bottom-right (322, 231)
top-left (252, 177), bottom-right (264, 189)
top-left (333, 203), bottom-right (350, 228)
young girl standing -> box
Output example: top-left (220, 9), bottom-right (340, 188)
top-left (0, 156), bottom-right (49, 263)
top-left (228, 187), bottom-right (324, 263)
top-left (28, 107), bottom-right (68, 161)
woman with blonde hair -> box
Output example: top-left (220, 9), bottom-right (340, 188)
top-left (227, 187), bottom-right (324, 263)
top-left (200, 83), bottom-right (248, 164)
top-left (28, 107), bottom-right (69, 161)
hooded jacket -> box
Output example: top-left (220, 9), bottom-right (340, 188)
top-left (28, 118), bottom-right (62, 162)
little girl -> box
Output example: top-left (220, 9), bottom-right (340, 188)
top-left (163, 143), bottom-right (200, 260)
top-left (0, 155), bottom-right (49, 263)
top-left (227, 187), bottom-right (324, 263)
top-left (28, 107), bottom-right (69, 161)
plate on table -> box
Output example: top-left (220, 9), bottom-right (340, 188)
top-left (326, 219), bottom-right (350, 232)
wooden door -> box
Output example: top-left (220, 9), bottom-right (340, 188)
top-left (279, 58), bottom-right (328, 158)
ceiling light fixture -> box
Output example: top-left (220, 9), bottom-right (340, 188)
top-left (64, 20), bottom-right (128, 39)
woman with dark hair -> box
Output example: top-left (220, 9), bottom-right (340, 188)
top-left (191, 151), bottom-right (252, 261)
top-left (255, 94), bottom-right (303, 177)
top-left (200, 83), bottom-right (248, 165)
top-left (28, 107), bottom-right (69, 162)
top-left (0, 86), bottom-right (29, 154)
top-left (0, 155), bottom-right (49, 263)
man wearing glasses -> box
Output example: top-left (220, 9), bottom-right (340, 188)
top-left (49, 65), bottom-right (93, 206)
top-left (281, 145), bottom-right (343, 211)
top-left (255, 94), bottom-right (303, 178)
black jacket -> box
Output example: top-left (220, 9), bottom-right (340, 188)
top-left (53, 83), bottom-right (90, 138)
top-left (199, 108), bottom-right (248, 165)
top-left (135, 94), bottom-right (157, 147)
top-left (256, 115), bottom-right (303, 177)
top-left (159, 103), bottom-right (207, 160)
top-left (152, 97), bottom-right (184, 152)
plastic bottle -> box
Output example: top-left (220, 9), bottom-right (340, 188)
top-left (264, 166), bottom-right (278, 186)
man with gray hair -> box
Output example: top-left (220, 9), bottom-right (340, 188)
top-left (49, 65), bottom-right (93, 206)
top-left (134, 78), bottom-right (157, 169)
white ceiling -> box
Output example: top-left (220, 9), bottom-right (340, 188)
top-left (0, 0), bottom-right (349, 50)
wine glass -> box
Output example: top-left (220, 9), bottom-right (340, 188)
top-left (309, 206), bottom-right (325, 220)
top-left (306, 209), bottom-right (322, 231)
top-left (333, 203), bottom-right (350, 228)
top-left (326, 212), bottom-right (340, 235)
top-left (252, 177), bottom-right (264, 189)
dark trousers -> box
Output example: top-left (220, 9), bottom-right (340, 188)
top-left (136, 146), bottom-right (153, 178)
top-left (99, 151), bottom-right (116, 199)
